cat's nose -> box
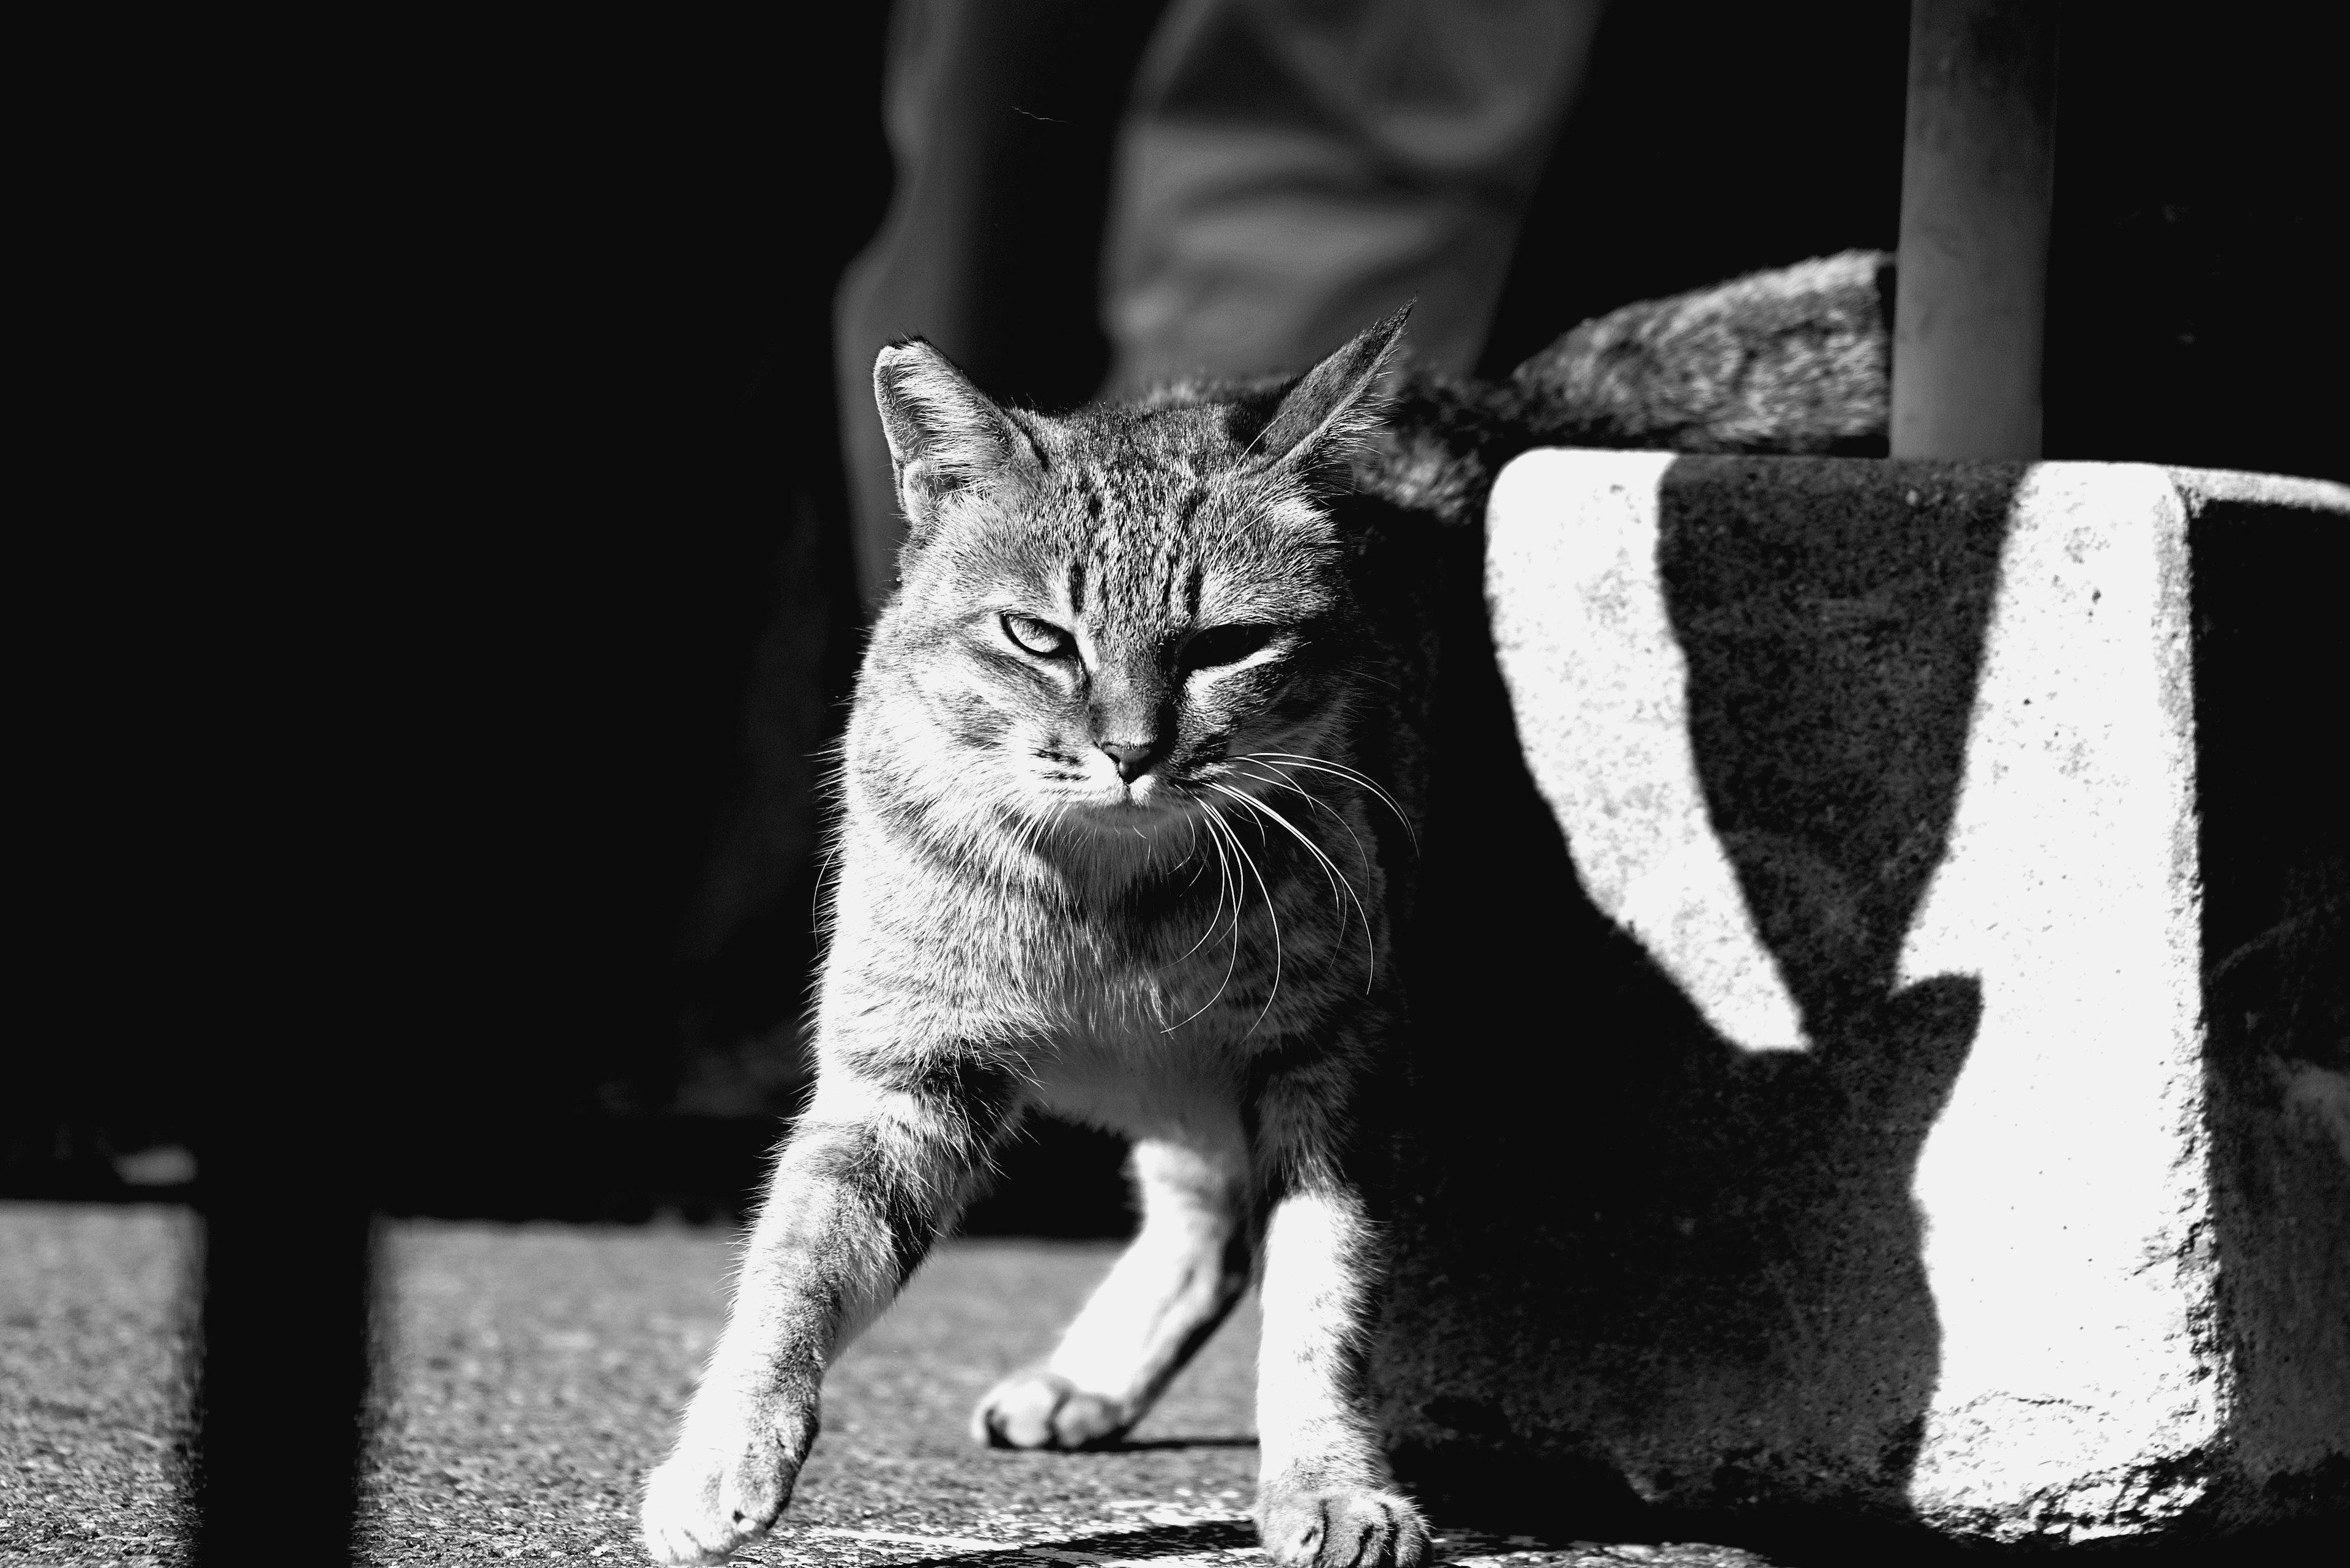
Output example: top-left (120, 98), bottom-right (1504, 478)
top-left (1097, 740), bottom-right (1157, 783)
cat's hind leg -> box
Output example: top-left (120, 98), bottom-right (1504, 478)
top-left (974, 1126), bottom-right (1253, 1449)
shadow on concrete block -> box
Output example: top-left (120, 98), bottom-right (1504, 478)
top-left (1379, 453), bottom-right (2347, 1553)
top-left (2187, 479), bottom-right (2350, 1537)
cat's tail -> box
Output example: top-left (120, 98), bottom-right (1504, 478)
top-left (1507, 249), bottom-right (1893, 456)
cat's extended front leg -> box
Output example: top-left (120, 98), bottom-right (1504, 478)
top-left (1252, 1067), bottom-right (1430, 1568)
top-left (641, 1066), bottom-right (1016, 1565)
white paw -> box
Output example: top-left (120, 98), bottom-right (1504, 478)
top-left (640, 1418), bottom-right (807, 1566)
top-left (1258, 1487), bottom-right (1431, 1568)
top-left (970, 1368), bottom-right (1132, 1449)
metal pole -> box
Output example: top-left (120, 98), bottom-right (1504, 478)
top-left (1891, 0), bottom-right (2061, 460)
top-left (191, 1185), bottom-right (373, 1564)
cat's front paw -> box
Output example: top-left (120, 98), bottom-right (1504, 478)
top-left (971, 1368), bottom-right (1132, 1449)
top-left (1257, 1487), bottom-right (1430, 1568)
top-left (640, 1416), bottom-right (808, 1566)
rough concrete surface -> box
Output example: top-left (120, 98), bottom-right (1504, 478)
top-left (1387, 450), bottom-right (2346, 1546)
top-left (0, 1204), bottom-right (198, 1567)
top-left (1, 1203), bottom-right (1789, 1567)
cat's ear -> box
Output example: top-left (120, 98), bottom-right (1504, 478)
top-left (873, 339), bottom-right (1039, 538)
top-left (1251, 302), bottom-right (1412, 475)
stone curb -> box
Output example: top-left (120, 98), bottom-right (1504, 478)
top-left (1370, 452), bottom-right (2347, 1547)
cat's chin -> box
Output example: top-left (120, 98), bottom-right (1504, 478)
top-left (1055, 783), bottom-right (1199, 840)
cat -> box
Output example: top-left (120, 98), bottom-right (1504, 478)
top-left (640, 250), bottom-right (1892, 1567)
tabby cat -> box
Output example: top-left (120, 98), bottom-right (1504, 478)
top-left (641, 252), bottom-right (1891, 1567)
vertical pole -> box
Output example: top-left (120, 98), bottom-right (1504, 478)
top-left (185, 692), bottom-right (380, 1561)
top-left (192, 1174), bottom-right (374, 1564)
top-left (1891, 0), bottom-right (2061, 460)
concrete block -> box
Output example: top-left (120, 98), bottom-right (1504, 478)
top-left (1375, 452), bottom-right (2348, 1548)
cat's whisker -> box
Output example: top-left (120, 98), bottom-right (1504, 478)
top-left (1210, 778), bottom-right (1378, 993)
top-left (992, 807), bottom-right (1031, 881)
top-left (1044, 801), bottom-right (1073, 868)
top-left (1248, 773), bottom-right (1375, 900)
top-left (1248, 752), bottom-right (1417, 853)
top-left (1203, 797), bottom-right (1281, 1037)
top-left (1006, 793), bottom-right (1076, 887)
top-left (1206, 802), bottom-right (1248, 943)
top-left (1233, 763), bottom-right (1375, 878)
top-left (808, 755), bottom-right (855, 927)
top-left (1168, 808), bottom-right (1234, 969)
top-left (1165, 804), bottom-right (1248, 1032)
top-left (1178, 813), bottom-right (1212, 890)
top-left (1205, 782), bottom-right (1341, 924)
top-left (811, 837), bottom-right (840, 926)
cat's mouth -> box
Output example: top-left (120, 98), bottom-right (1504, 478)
top-left (1076, 771), bottom-right (1179, 813)
top-left (1048, 766), bottom-right (1212, 832)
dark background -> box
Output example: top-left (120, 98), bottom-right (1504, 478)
top-left (15, 1), bottom-right (2341, 1230)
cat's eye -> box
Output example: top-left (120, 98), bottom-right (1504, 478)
top-left (1182, 622), bottom-right (1278, 670)
top-left (1001, 613), bottom-right (1074, 658)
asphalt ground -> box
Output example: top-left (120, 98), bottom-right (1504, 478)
top-left (1, 1202), bottom-right (1780, 1567)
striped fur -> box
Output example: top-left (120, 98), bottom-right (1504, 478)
top-left (643, 255), bottom-right (1892, 1566)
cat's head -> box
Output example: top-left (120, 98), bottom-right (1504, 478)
top-left (857, 307), bottom-right (1409, 864)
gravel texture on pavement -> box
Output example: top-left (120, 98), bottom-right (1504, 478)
top-left (2, 1202), bottom-right (1783, 1567)
top-left (0, 1204), bottom-right (197, 1567)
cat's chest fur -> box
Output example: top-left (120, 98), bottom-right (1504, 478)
top-left (828, 788), bottom-right (1387, 1133)
top-left (1042, 854), bottom-right (1390, 1131)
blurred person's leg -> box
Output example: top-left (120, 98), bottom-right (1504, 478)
top-left (835, 0), bottom-right (1168, 614)
top-left (1103, 0), bottom-right (1604, 391)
